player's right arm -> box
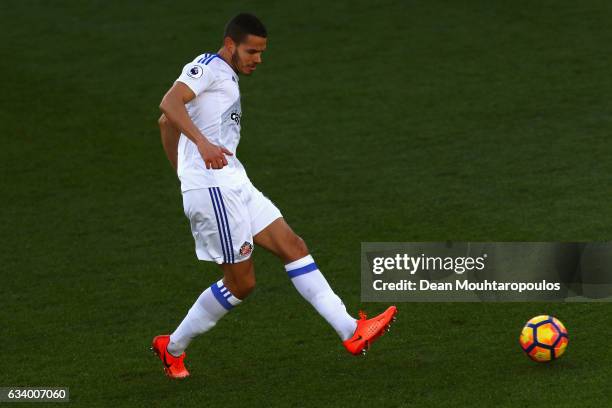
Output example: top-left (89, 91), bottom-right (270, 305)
top-left (158, 113), bottom-right (180, 172)
top-left (159, 81), bottom-right (233, 170)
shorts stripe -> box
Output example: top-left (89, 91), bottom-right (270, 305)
top-left (214, 187), bottom-right (235, 263)
top-left (211, 188), bottom-right (232, 263)
top-left (208, 188), bottom-right (229, 263)
top-left (211, 187), bottom-right (234, 264)
top-left (210, 188), bottom-right (230, 263)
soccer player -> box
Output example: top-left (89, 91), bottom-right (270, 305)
top-left (152, 13), bottom-right (397, 379)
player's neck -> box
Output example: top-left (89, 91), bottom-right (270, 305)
top-left (217, 48), bottom-right (239, 74)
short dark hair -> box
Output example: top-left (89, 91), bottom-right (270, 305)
top-left (224, 13), bottom-right (267, 44)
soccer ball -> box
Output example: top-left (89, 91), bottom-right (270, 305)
top-left (519, 315), bottom-right (569, 362)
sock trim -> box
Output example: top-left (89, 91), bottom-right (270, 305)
top-left (287, 262), bottom-right (319, 278)
top-left (285, 254), bottom-right (315, 271)
top-left (210, 281), bottom-right (234, 310)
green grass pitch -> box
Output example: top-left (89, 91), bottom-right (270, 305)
top-left (1, 0), bottom-right (611, 406)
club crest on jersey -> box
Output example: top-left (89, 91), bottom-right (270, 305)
top-left (187, 65), bottom-right (203, 79)
top-left (230, 112), bottom-right (241, 126)
top-left (239, 242), bottom-right (253, 256)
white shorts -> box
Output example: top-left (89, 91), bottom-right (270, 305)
top-left (182, 182), bottom-right (282, 264)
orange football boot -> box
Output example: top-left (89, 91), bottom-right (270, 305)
top-left (343, 306), bottom-right (397, 356)
top-left (151, 335), bottom-right (190, 379)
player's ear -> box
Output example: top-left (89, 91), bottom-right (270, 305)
top-left (224, 36), bottom-right (236, 53)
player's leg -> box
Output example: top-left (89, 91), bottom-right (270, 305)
top-left (153, 260), bottom-right (252, 378)
top-left (253, 218), bottom-right (397, 354)
top-left (247, 182), bottom-right (397, 354)
top-left (253, 218), bottom-right (357, 340)
top-left (167, 186), bottom-right (254, 354)
top-left (166, 259), bottom-right (253, 357)
top-left (153, 186), bottom-right (253, 377)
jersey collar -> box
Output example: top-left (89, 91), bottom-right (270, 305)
top-left (215, 53), bottom-right (240, 81)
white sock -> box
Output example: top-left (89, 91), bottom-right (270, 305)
top-left (285, 255), bottom-right (357, 341)
top-left (167, 279), bottom-right (242, 356)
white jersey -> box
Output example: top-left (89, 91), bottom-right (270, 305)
top-left (175, 53), bottom-right (249, 192)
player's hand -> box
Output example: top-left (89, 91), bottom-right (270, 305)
top-left (197, 139), bottom-right (234, 169)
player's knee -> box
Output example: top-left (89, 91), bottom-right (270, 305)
top-left (286, 234), bottom-right (309, 262)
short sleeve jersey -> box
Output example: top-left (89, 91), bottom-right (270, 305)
top-left (175, 53), bottom-right (249, 191)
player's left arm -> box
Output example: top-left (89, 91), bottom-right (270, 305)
top-left (158, 113), bottom-right (180, 172)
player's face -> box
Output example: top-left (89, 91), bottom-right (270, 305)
top-left (231, 35), bottom-right (267, 75)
